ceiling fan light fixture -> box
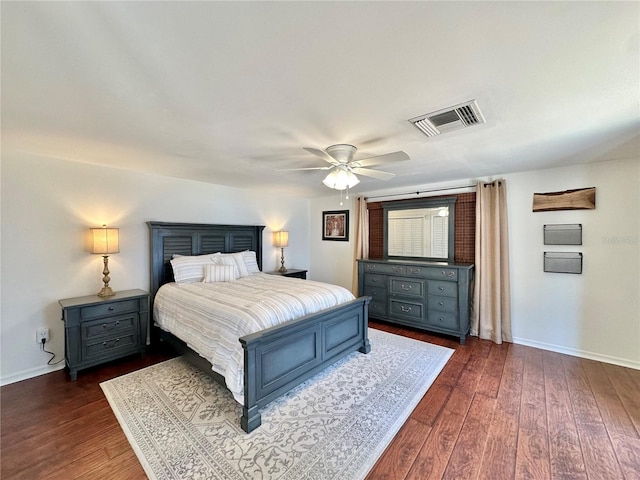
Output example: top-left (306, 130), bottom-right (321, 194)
top-left (325, 144), bottom-right (357, 163)
top-left (322, 169), bottom-right (360, 190)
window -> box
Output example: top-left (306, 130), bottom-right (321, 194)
top-left (388, 216), bottom-right (425, 256)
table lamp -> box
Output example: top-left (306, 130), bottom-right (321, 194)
top-left (89, 225), bottom-right (119, 297)
top-left (273, 230), bottom-right (289, 273)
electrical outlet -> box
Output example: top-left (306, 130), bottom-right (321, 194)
top-left (36, 328), bottom-right (50, 344)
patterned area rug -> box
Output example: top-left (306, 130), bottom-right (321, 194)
top-left (101, 329), bottom-right (453, 480)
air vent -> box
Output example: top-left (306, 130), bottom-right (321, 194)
top-left (409, 100), bottom-right (485, 137)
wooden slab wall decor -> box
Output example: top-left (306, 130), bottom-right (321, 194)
top-left (532, 187), bottom-right (596, 212)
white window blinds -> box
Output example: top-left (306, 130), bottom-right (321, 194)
top-left (388, 217), bottom-right (425, 256)
top-left (431, 215), bottom-right (449, 258)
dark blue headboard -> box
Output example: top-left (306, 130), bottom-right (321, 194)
top-left (147, 222), bottom-right (265, 301)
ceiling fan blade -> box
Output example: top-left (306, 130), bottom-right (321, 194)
top-left (353, 151), bottom-right (410, 168)
top-left (351, 167), bottom-right (396, 180)
top-left (303, 147), bottom-right (338, 165)
top-left (276, 166), bottom-right (332, 172)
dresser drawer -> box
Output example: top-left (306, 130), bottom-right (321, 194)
top-left (428, 295), bottom-right (458, 313)
top-left (83, 313), bottom-right (137, 340)
top-left (364, 274), bottom-right (387, 287)
top-left (362, 263), bottom-right (406, 276)
top-left (428, 280), bottom-right (457, 298)
top-left (84, 332), bottom-right (138, 360)
top-left (368, 300), bottom-right (387, 317)
top-left (406, 265), bottom-right (458, 281)
top-left (427, 312), bottom-right (459, 330)
top-left (363, 285), bottom-right (387, 301)
top-left (81, 299), bottom-right (139, 320)
top-left (390, 278), bottom-right (424, 298)
top-left (389, 298), bottom-right (424, 322)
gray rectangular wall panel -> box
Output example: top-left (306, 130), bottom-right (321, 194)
top-left (544, 252), bottom-right (583, 274)
top-left (544, 224), bottom-right (582, 245)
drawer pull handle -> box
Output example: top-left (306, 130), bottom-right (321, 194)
top-left (439, 286), bottom-right (444, 291)
top-left (366, 265), bottom-right (376, 271)
top-left (103, 338), bottom-right (120, 348)
top-left (438, 317), bottom-right (444, 322)
top-left (392, 267), bottom-right (402, 272)
top-left (410, 268), bottom-right (421, 274)
top-left (102, 321), bottom-right (120, 329)
top-left (441, 271), bottom-right (455, 277)
top-left (438, 301), bottom-right (444, 306)
top-left (401, 284), bottom-right (412, 290)
top-left (108, 306), bottom-right (115, 311)
top-left (401, 306), bottom-right (412, 313)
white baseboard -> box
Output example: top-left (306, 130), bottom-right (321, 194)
top-left (0, 363), bottom-right (65, 387)
top-left (512, 336), bottom-right (640, 370)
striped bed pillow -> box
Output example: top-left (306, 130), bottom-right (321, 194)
top-left (203, 264), bottom-right (238, 283)
top-left (170, 254), bottom-right (217, 284)
top-left (242, 250), bottom-right (261, 273)
top-left (215, 252), bottom-right (249, 278)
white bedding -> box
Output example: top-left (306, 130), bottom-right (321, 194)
top-left (153, 272), bottom-right (355, 404)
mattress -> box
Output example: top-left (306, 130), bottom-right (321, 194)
top-left (153, 272), bottom-right (355, 404)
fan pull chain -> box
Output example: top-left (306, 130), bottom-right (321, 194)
top-left (339, 186), bottom-right (351, 206)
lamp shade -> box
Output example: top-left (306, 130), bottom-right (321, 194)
top-left (90, 226), bottom-right (119, 254)
top-left (322, 169), bottom-right (360, 190)
top-left (273, 230), bottom-right (289, 248)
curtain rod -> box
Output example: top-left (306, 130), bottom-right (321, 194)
top-left (365, 183), bottom-right (476, 201)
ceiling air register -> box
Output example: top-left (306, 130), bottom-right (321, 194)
top-left (409, 100), bottom-right (485, 137)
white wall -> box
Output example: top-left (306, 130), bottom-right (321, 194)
top-left (0, 155), bottom-right (310, 385)
top-left (505, 157), bottom-right (639, 368)
top-left (309, 195), bottom-right (357, 289)
top-left (310, 157), bottom-right (640, 369)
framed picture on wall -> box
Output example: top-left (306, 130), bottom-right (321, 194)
top-left (322, 210), bottom-right (349, 241)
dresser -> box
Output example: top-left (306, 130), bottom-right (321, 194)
top-left (59, 289), bottom-right (149, 380)
top-left (358, 259), bottom-right (474, 344)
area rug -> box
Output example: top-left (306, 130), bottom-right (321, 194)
top-left (100, 329), bottom-right (453, 480)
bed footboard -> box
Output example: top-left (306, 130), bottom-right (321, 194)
top-left (240, 296), bottom-right (371, 432)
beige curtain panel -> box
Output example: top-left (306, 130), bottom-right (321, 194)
top-left (472, 180), bottom-right (512, 343)
top-left (352, 197), bottom-right (369, 295)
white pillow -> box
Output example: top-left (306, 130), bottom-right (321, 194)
top-left (203, 264), bottom-right (238, 283)
top-left (217, 252), bottom-right (250, 278)
top-left (242, 250), bottom-right (260, 273)
top-left (231, 252), bottom-right (250, 277)
top-left (170, 254), bottom-right (217, 284)
top-left (214, 254), bottom-right (241, 278)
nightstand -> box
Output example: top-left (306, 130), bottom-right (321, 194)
top-left (59, 289), bottom-right (149, 380)
top-left (265, 269), bottom-right (308, 280)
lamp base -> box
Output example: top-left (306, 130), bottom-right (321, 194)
top-left (98, 255), bottom-right (115, 297)
top-left (97, 286), bottom-right (116, 297)
top-left (279, 247), bottom-right (287, 272)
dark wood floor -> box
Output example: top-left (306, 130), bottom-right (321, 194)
top-left (2, 321), bottom-right (639, 479)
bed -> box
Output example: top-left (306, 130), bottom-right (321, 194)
top-left (148, 222), bottom-right (371, 433)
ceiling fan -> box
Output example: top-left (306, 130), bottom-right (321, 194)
top-left (279, 144), bottom-right (410, 190)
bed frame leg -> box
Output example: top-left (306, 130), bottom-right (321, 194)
top-left (241, 405), bottom-right (261, 433)
top-left (359, 338), bottom-right (371, 354)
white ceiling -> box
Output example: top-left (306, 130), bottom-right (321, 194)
top-left (2, 1), bottom-right (639, 198)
